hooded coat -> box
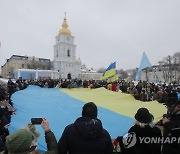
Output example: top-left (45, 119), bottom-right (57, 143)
top-left (58, 117), bottom-right (113, 154)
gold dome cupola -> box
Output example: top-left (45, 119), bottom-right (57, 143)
top-left (59, 13), bottom-right (72, 35)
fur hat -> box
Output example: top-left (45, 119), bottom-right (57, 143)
top-left (82, 102), bottom-right (97, 118)
top-left (135, 108), bottom-right (154, 123)
top-left (6, 129), bottom-right (33, 153)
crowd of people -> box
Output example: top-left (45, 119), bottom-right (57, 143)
top-left (0, 78), bottom-right (180, 153)
top-left (2, 78), bottom-right (180, 103)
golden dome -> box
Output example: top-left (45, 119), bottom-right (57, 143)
top-left (59, 17), bottom-right (71, 35)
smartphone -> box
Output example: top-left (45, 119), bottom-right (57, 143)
top-left (31, 118), bottom-right (42, 125)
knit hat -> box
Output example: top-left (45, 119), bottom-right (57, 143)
top-left (6, 129), bottom-right (33, 153)
top-left (82, 102), bottom-right (98, 118)
top-left (135, 108), bottom-right (154, 123)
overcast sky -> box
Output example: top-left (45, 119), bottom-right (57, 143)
top-left (0, 0), bottom-right (180, 71)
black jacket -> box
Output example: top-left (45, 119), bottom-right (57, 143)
top-left (162, 111), bottom-right (180, 154)
top-left (58, 117), bottom-right (113, 154)
top-left (123, 125), bottom-right (162, 154)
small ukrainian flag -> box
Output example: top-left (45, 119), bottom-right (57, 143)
top-left (100, 62), bottom-right (116, 80)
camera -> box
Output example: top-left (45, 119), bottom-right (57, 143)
top-left (31, 118), bottom-right (42, 125)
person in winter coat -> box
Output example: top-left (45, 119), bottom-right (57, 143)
top-left (3, 118), bottom-right (58, 154)
top-left (58, 102), bottom-right (113, 154)
top-left (160, 93), bottom-right (180, 154)
top-left (0, 88), bottom-right (10, 148)
top-left (117, 108), bottom-right (161, 154)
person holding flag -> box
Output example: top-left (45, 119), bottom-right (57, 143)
top-left (100, 62), bottom-right (118, 83)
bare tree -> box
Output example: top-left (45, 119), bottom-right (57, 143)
top-left (158, 52), bottom-right (180, 83)
top-left (172, 52), bottom-right (180, 82)
top-left (97, 67), bottom-right (106, 73)
top-left (27, 61), bottom-right (53, 70)
top-left (117, 69), bottom-right (128, 79)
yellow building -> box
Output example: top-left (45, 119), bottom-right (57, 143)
top-left (1, 55), bottom-right (51, 78)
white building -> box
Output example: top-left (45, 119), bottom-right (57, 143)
top-left (53, 16), bottom-right (81, 79)
top-left (79, 72), bottom-right (103, 81)
top-left (141, 66), bottom-right (180, 83)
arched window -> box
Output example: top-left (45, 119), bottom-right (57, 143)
top-left (56, 50), bottom-right (58, 57)
top-left (67, 73), bottom-right (71, 79)
top-left (67, 50), bottom-right (70, 57)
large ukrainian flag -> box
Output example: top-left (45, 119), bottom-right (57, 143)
top-left (100, 62), bottom-right (116, 80)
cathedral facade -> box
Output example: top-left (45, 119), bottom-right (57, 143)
top-left (53, 16), bottom-right (81, 79)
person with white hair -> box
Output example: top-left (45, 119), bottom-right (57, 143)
top-left (115, 108), bottom-right (161, 154)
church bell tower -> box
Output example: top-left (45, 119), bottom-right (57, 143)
top-left (54, 14), bottom-right (81, 79)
